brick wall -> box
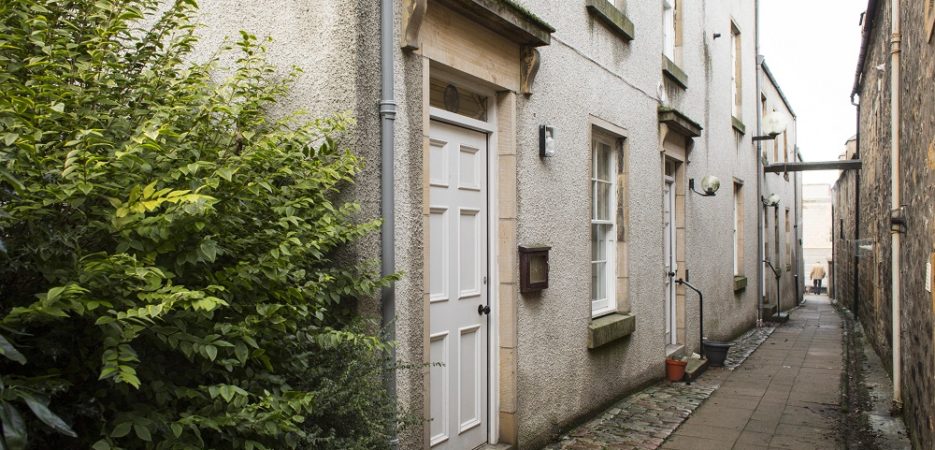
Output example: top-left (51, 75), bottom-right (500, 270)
top-left (833, 1), bottom-right (935, 447)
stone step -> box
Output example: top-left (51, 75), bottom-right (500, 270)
top-left (684, 357), bottom-right (709, 383)
top-left (475, 444), bottom-right (512, 450)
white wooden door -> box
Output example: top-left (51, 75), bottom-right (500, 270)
top-left (663, 178), bottom-right (677, 346)
top-left (428, 120), bottom-right (488, 449)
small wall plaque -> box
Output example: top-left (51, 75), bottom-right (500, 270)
top-left (519, 245), bottom-right (550, 293)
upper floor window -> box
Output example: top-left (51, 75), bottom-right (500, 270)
top-left (663, 0), bottom-right (680, 61)
top-left (730, 22), bottom-right (742, 118)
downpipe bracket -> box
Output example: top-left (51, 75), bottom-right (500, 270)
top-left (889, 205), bottom-right (907, 234)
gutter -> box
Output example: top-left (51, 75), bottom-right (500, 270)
top-left (379, 0), bottom-right (398, 432)
top-left (852, 0), bottom-right (881, 97)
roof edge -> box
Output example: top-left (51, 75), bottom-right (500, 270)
top-left (852, 0), bottom-right (881, 98)
top-left (760, 60), bottom-right (797, 118)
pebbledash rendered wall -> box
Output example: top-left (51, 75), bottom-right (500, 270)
top-left (499, 0), bottom-right (764, 446)
top-left (758, 63), bottom-right (802, 315)
top-left (833, 1), bottom-right (935, 448)
top-left (186, 1), bottom-right (779, 448)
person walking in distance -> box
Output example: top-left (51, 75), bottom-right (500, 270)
top-left (809, 262), bottom-right (826, 294)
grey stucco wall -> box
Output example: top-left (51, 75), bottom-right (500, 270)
top-left (758, 67), bottom-right (801, 314)
top-left (510, 1), bottom-right (763, 447)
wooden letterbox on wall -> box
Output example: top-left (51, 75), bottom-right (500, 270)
top-left (519, 245), bottom-right (550, 293)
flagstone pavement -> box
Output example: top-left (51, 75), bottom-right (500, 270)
top-left (545, 295), bottom-right (845, 450)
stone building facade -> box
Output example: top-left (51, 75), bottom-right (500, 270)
top-left (188, 0), bottom-right (800, 448)
top-left (834, 0), bottom-right (935, 448)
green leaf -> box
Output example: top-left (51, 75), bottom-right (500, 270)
top-left (110, 422), bottom-right (131, 438)
top-left (133, 423), bottom-right (151, 442)
top-left (91, 439), bottom-right (111, 450)
top-left (170, 423), bottom-right (183, 438)
top-left (216, 167), bottom-right (234, 182)
top-left (204, 344), bottom-right (217, 361)
top-left (50, 102), bottom-right (65, 113)
top-left (0, 169), bottom-right (24, 191)
top-left (77, 182), bottom-right (93, 195)
top-left (20, 394), bottom-right (76, 437)
top-left (0, 402), bottom-right (27, 450)
top-left (0, 334), bottom-right (26, 364)
top-left (234, 342), bottom-right (248, 364)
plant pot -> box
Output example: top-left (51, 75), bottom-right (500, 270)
top-left (703, 341), bottom-right (731, 367)
top-left (665, 358), bottom-right (688, 382)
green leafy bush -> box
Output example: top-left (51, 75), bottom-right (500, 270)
top-left (0, 0), bottom-right (397, 448)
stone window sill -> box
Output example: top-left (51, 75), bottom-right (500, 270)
top-left (588, 312), bottom-right (636, 349)
top-left (734, 275), bottom-right (748, 292)
top-left (662, 56), bottom-right (688, 89)
top-left (732, 116), bottom-right (746, 135)
top-left (585, 0), bottom-right (634, 42)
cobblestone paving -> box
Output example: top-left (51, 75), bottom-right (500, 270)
top-left (543, 325), bottom-right (777, 450)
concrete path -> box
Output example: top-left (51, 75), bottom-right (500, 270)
top-left (662, 295), bottom-right (844, 450)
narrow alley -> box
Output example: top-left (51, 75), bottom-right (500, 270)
top-left (663, 296), bottom-right (843, 449)
top-left (546, 296), bottom-right (909, 449)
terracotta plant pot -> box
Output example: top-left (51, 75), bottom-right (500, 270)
top-left (665, 358), bottom-right (688, 382)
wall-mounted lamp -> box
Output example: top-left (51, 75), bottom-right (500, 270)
top-left (762, 193), bottom-right (781, 207)
top-left (519, 245), bottom-right (550, 293)
top-left (689, 175), bottom-right (721, 197)
top-left (752, 110), bottom-right (788, 141)
top-left (539, 125), bottom-right (556, 157)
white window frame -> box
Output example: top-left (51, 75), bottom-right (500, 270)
top-left (733, 186), bottom-right (740, 275)
top-left (591, 135), bottom-right (617, 317)
top-left (662, 0), bottom-right (676, 60)
top-left (730, 23), bottom-right (741, 118)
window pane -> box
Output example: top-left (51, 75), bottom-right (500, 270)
top-left (597, 182), bottom-right (611, 221)
top-left (591, 223), bottom-right (607, 261)
top-left (591, 261), bottom-right (606, 301)
top-left (429, 78), bottom-right (488, 121)
top-left (597, 144), bottom-right (612, 181)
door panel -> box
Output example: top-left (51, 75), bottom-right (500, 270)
top-left (664, 178), bottom-right (676, 346)
top-left (428, 120), bottom-right (488, 450)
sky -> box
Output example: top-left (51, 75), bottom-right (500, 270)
top-left (759, 0), bottom-right (868, 187)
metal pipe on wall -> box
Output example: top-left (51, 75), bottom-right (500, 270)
top-left (379, 0), bottom-right (398, 427)
top-left (888, 0), bottom-right (902, 411)
top-left (754, 0), bottom-right (764, 327)
top-left (850, 95), bottom-right (860, 320)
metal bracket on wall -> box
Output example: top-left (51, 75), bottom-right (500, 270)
top-left (890, 205), bottom-right (907, 234)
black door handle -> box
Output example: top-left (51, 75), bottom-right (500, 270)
top-left (478, 304), bottom-right (490, 315)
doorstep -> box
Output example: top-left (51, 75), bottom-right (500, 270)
top-left (683, 357), bottom-right (708, 382)
top-left (475, 444), bottom-right (512, 450)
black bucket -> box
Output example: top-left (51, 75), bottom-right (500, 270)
top-left (703, 341), bottom-right (731, 367)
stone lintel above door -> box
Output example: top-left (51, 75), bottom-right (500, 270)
top-left (404, 0), bottom-right (554, 94)
top-left (658, 106), bottom-right (702, 155)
